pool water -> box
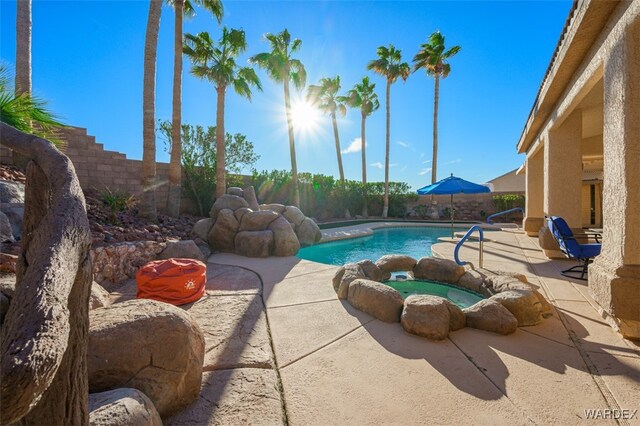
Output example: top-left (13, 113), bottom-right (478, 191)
top-left (297, 226), bottom-right (464, 266)
top-left (383, 279), bottom-right (484, 308)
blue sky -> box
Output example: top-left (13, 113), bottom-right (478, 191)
top-left (0, 0), bottom-right (572, 190)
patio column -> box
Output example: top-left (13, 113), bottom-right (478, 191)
top-left (523, 148), bottom-right (544, 236)
top-left (590, 19), bottom-right (640, 339)
top-left (538, 110), bottom-right (583, 257)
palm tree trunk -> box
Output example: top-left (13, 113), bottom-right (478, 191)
top-left (167, 0), bottom-right (184, 217)
top-left (331, 111), bottom-right (345, 183)
top-left (140, 0), bottom-right (161, 222)
top-left (283, 77), bottom-right (300, 207)
top-left (215, 85), bottom-right (226, 198)
top-left (431, 74), bottom-right (440, 185)
top-left (15, 0), bottom-right (31, 95)
top-left (13, 0), bottom-right (32, 168)
top-left (383, 79), bottom-right (391, 218)
top-left (361, 113), bottom-right (368, 218)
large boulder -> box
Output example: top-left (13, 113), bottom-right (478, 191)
top-left (227, 187), bottom-right (244, 197)
top-left (191, 218), bottom-right (215, 241)
top-left (0, 292), bottom-right (9, 326)
top-left (259, 203), bottom-right (286, 214)
top-left (242, 186), bottom-right (260, 210)
top-left (413, 257), bottom-right (466, 283)
top-left (90, 281), bottom-right (111, 310)
top-left (375, 255), bottom-right (417, 274)
top-left (401, 295), bottom-right (451, 340)
top-left (463, 299), bottom-right (518, 335)
top-left (0, 203), bottom-right (23, 240)
top-left (209, 194), bottom-right (248, 219)
top-left (457, 270), bottom-right (485, 293)
top-left (347, 279), bottom-right (404, 323)
top-left (268, 216), bottom-right (300, 256)
top-left (234, 207), bottom-right (252, 223)
top-left (88, 299), bottom-right (205, 418)
top-left (157, 240), bottom-right (205, 261)
top-left (0, 211), bottom-right (13, 242)
top-left (332, 263), bottom-right (366, 299)
top-left (207, 209), bottom-right (239, 252)
top-left (282, 206), bottom-right (305, 227)
top-left (89, 388), bottom-right (162, 426)
top-left (296, 217), bottom-right (321, 247)
top-left (0, 179), bottom-right (24, 204)
top-left (239, 210), bottom-right (280, 231)
top-left (235, 230), bottom-right (274, 258)
top-left (357, 259), bottom-right (390, 281)
top-left (490, 290), bottom-right (543, 326)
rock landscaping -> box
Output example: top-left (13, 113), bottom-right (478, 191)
top-left (332, 254), bottom-right (553, 339)
top-left (193, 186), bottom-right (321, 258)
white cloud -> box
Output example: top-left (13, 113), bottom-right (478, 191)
top-left (390, 163), bottom-right (399, 167)
top-left (370, 162), bottom-right (384, 169)
top-left (422, 159), bottom-right (432, 164)
top-left (443, 158), bottom-right (462, 165)
top-left (396, 141), bottom-right (409, 148)
top-left (341, 138), bottom-right (365, 154)
top-left (419, 168), bottom-right (432, 176)
top-left (400, 165), bottom-right (407, 172)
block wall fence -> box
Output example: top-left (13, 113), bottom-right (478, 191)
top-left (0, 126), bottom-right (524, 220)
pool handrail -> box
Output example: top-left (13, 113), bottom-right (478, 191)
top-left (454, 225), bottom-right (484, 268)
top-left (486, 207), bottom-right (524, 224)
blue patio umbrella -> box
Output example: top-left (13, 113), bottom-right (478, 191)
top-left (417, 174), bottom-right (491, 238)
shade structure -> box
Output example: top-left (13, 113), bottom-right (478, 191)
top-left (417, 174), bottom-right (491, 238)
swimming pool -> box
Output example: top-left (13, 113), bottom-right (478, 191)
top-left (297, 226), bottom-right (465, 266)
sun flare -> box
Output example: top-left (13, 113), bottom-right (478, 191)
top-left (290, 99), bottom-right (321, 134)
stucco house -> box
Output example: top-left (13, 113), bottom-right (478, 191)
top-left (518, 1), bottom-right (639, 339)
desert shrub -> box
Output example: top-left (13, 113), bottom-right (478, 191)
top-left (159, 120), bottom-right (259, 216)
top-left (491, 194), bottom-right (525, 221)
top-left (100, 187), bottom-right (135, 224)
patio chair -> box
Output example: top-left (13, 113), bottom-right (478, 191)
top-left (547, 216), bottom-right (602, 280)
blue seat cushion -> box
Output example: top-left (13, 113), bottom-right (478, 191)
top-left (579, 243), bottom-right (601, 259)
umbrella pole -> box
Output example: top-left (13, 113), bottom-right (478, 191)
top-left (450, 193), bottom-right (454, 239)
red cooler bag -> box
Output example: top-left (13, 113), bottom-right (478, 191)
top-left (136, 258), bottom-right (206, 305)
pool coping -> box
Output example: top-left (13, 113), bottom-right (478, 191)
top-left (318, 221), bottom-right (504, 244)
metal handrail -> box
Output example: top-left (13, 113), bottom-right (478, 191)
top-left (486, 207), bottom-right (524, 224)
top-left (454, 225), bottom-right (484, 268)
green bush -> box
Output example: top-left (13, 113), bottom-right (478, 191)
top-left (250, 170), bottom-right (417, 219)
top-left (100, 187), bottom-right (135, 224)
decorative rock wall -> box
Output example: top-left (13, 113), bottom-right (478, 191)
top-left (90, 241), bottom-right (166, 287)
top-left (333, 254), bottom-right (553, 340)
top-left (192, 187), bottom-right (321, 258)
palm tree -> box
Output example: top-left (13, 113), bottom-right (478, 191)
top-left (167, 0), bottom-right (223, 217)
top-left (0, 65), bottom-right (65, 146)
top-left (184, 29), bottom-right (262, 198)
top-left (15, 0), bottom-right (31, 96)
top-left (250, 29), bottom-right (306, 207)
top-left (413, 31), bottom-right (460, 185)
top-left (307, 76), bottom-right (347, 182)
top-left (140, 0), bottom-right (162, 221)
top-left (367, 45), bottom-right (410, 218)
top-left (340, 76), bottom-right (379, 218)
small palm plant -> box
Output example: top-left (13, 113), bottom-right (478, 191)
top-left (367, 45), bottom-right (410, 218)
top-left (0, 65), bottom-right (65, 146)
top-left (307, 76), bottom-right (347, 183)
top-left (184, 28), bottom-right (262, 198)
top-left (339, 76), bottom-right (379, 217)
top-left (250, 29), bottom-right (306, 207)
top-left (413, 31), bottom-right (461, 185)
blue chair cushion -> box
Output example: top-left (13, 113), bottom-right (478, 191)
top-left (548, 217), bottom-right (581, 255)
top-left (579, 243), bottom-right (602, 259)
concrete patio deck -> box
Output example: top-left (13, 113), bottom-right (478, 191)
top-left (185, 226), bottom-right (639, 425)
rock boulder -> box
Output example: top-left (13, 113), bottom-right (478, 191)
top-left (463, 299), bottom-right (518, 335)
top-left (207, 209), bottom-right (239, 252)
top-left (268, 216), bottom-right (300, 256)
top-left (401, 295), bottom-right (451, 340)
top-left (90, 281), bottom-right (111, 310)
top-left (413, 257), bottom-right (465, 283)
top-left (375, 255), bottom-right (417, 273)
top-left (88, 299), bottom-right (205, 418)
top-left (191, 218), bottom-right (215, 241)
top-left (239, 210), bottom-right (280, 231)
top-left (296, 217), bottom-right (321, 247)
top-left (158, 240), bottom-right (205, 261)
top-left (347, 279), bottom-right (404, 323)
top-left (490, 290), bottom-right (543, 326)
top-left (235, 230), bottom-right (274, 258)
top-left (332, 263), bottom-right (366, 299)
top-left (259, 203), bottom-right (286, 214)
top-left (209, 194), bottom-right (248, 219)
top-left (357, 259), bottom-right (391, 281)
top-left (89, 388), bottom-right (162, 426)
top-left (283, 206), bottom-right (305, 227)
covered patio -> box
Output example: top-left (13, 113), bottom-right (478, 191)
top-left (518, 1), bottom-right (639, 339)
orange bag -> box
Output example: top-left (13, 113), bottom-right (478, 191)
top-left (136, 258), bottom-right (206, 306)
